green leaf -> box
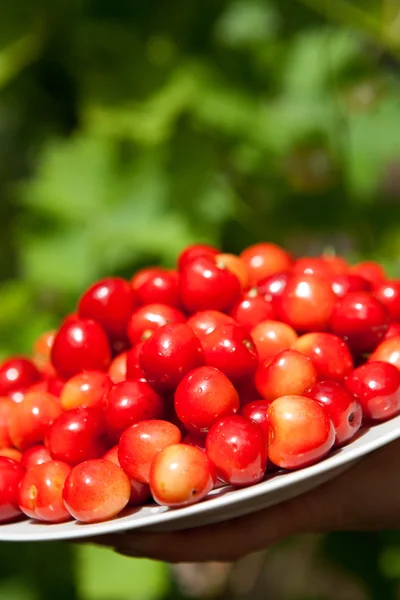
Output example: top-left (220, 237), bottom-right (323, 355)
top-left (214, 0), bottom-right (279, 48)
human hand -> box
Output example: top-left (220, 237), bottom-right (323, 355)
top-left (85, 439), bottom-right (400, 563)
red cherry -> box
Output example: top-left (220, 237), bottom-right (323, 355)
top-left (255, 349), bottom-right (317, 401)
top-left (108, 352), bottom-right (127, 384)
top-left (78, 277), bottom-right (136, 341)
top-left (215, 253), bottom-right (249, 288)
top-left (179, 256), bottom-right (242, 314)
top-left (291, 333), bottom-right (353, 380)
top-left (291, 257), bottom-right (334, 278)
top-left (0, 457), bottom-right (25, 523)
top-left (0, 397), bottom-right (14, 448)
top-left (251, 320), bottom-right (298, 362)
top-left (178, 244), bottom-right (219, 271)
top-left (331, 273), bottom-right (371, 298)
top-left (277, 274), bottom-right (336, 332)
top-left (201, 323), bottom-right (258, 385)
top-left (321, 255), bottom-right (349, 275)
top-left (0, 448), bottom-right (22, 462)
top-left (51, 318), bottom-right (111, 379)
top-left (104, 380), bottom-right (166, 442)
top-left (8, 392), bottom-right (62, 451)
top-left (350, 261), bottom-right (386, 286)
top-left (174, 366), bottom-right (240, 433)
top-left (236, 377), bottom-right (263, 405)
top-left (306, 381), bottom-right (362, 446)
top-left (186, 310), bottom-right (235, 341)
top-left (370, 336), bottom-right (400, 370)
top-left (206, 415), bottom-right (267, 487)
top-left (240, 400), bottom-right (271, 439)
top-left (374, 280), bottom-right (400, 321)
top-left (125, 342), bottom-right (146, 380)
top-left (231, 291), bottom-right (275, 332)
top-left (63, 459), bottom-right (131, 523)
top-left (103, 445), bottom-right (151, 506)
top-left (131, 267), bottom-right (164, 290)
top-left (182, 432), bottom-right (207, 450)
top-left (268, 395), bottom-right (335, 469)
top-left (150, 444), bottom-right (214, 507)
top-left (60, 371), bottom-right (112, 411)
top-left (346, 361), bottom-right (400, 421)
top-left (127, 303), bottom-right (185, 346)
top-left (21, 445), bottom-right (52, 470)
top-left (33, 331), bottom-right (56, 366)
top-left (18, 460), bottom-right (72, 522)
top-left (256, 272), bottom-right (289, 304)
top-left (134, 269), bottom-right (180, 307)
top-left (139, 323), bottom-right (204, 393)
top-left (240, 243), bottom-right (292, 287)
top-left (0, 357), bottom-right (40, 396)
top-left (118, 419), bottom-right (182, 483)
top-left (329, 291), bottom-right (389, 354)
top-left (384, 323), bottom-right (400, 341)
top-left (46, 407), bottom-right (108, 466)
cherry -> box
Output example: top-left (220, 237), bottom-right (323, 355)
top-left (46, 376), bottom-right (65, 398)
top-left (78, 277), bottom-right (136, 341)
top-left (127, 303), bottom-right (185, 346)
top-left (108, 352), bottom-right (128, 384)
top-left (230, 291), bottom-right (275, 332)
top-left (63, 459), bottom-right (131, 523)
top-left (139, 323), bottom-right (204, 393)
top-left (268, 395), bottom-right (335, 469)
top-left (384, 323), bottom-right (400, 341)
top-left (33, 331), bottom-right (56, 367)
top-left (134, 268), bottom-right (180, 307)
top-left (240, 243), bottom-right (292, 287)
top-left (0, 457), bottom-right (25, 523)
top-left (118, 420), bottom-right (182, 483)
top-left (104, 380), bottom-right (166, 442)
top-left (321, 255), bottom-right (349, 275)
top-left (0, 357), bottom-right (40, 396)
top-left (215, 253), bottom-right (249, 288)
top-left (182, 432), bottom-right (207, 450)
top-left (174, 366), bottom-right (240, 433)
top-left (0, 397), bottom-right (14, 448)
top-left (370, 336), bottom-right (400, 370)
top-left (240, 400), bottom-right (271, 439)
top-left (21, 445), bottom-right (52, 471)
top-left (255, 349), bottom-right (317, 401)
top-left (346, 361), bottom-right (400, 421)
top-left (186, 310), bottom-right (235, 341)
top-left (291, 257), bottom-right (334, 278)
top-left (18, 461), bottom-right (72, 522)
top-left (179, 256), bottom-right (242, 314)
top-left (374, 280), bottom-right (400, 321)
top-left (236, 377), bottom-right (263, 405)
top-left (0, 448), bottom-right (22, 462)
top-left (306, 381), bottom-right (362, 446)
top-left (46, 407), bottom-right (108, 466)
top-left (60, 371), bottom-right (112, 411)
top-left (256, 272), bottom-right (289, 305)
top-left (329, 291), bottom-right (389, 354)
top-left (125, 342), bottom-right (146, 380)
top-left (201, 323), bottom-right (258, 385)
top-left (292, 333), bottom-right (353, 380)
top-left (103, 445), bottom-right (151, 506)
top-left (51, 318), bottom-right (111, 379)
top-left (131, 267), bottom-right (164, 290)
top-left (178, 243), bottom-right (219, 271)
top-left (206, 415), bottom-right (267, 487)
top-left (8, 392), bottom-right (62, 451)
top-left (331, 274), bottom-right (371, 298)
top-left (350, 261), bottom-right (386, 286)
top-left (277, 274), bottom-right (336, 332)
top-left (150, 444), bottom-right (214, 507)
top-left (251, 320), bottom-right (298, 362)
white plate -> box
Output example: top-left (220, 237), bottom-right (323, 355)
top-left (2, 414), bottom-right (400, 542)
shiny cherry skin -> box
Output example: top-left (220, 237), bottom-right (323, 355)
top-left (206, 415), bottom-right (267, 487)
top-left (18, 460), bottom-right (72, 522)
top-left (104, 380), bottom-right (166, 442)
top-left (255, 349), bottom-right (317, 401)
top-left (329, 291), bottom-right (389, 355)
top-left (291, 256), bottom-right (334, 278)
top-left (370, 336), bottom-right (400, 370)
top-left (250, 320), bottom-right (298, 362)
top-left (134, 269), bottom-right (180, 307)
top-left (0, 397), bottom-right (14, 448)
top-left (60, 371), bottom-right (112, 411)
top-left (306, 381), bottom-right (362, 446)
top-left (240, 243), bottom-right (292, 287)
top-left (78, 277), bottom-right (136, 341)
top-left (125, 342), bottom-right (146, 380)
top-left (201, 323), bottom-right (258, 385)
top-left (103, 445), bottom-right (151, 506)
top-left (256, 272), bottom-right (289, 305)
top-left (108, 352), bottom-right (127, 384)
top-left (231, 291), bottom-right (275, 332)
top-left (46, 407), bottom-right (108, 466)
top-left (186, 310), bottom-right (235, 341)
top-left (346, 361), bottom-right (400, 421)
top-left (21, 445), bottom-right (52, 470)
top-left (0, 457), bottom-right (25, 523)
top-left (215, 253), bottom-right (249, 288)
top-left (292, 333), bottom-right (353, 380)
top-left (174, 366), bottom-right (240, 434)
top-left (131, 267), bottom-right (164, 290)
top-left (150, 444), bottom-right (214, 507)
top-left (177, 243), bottom-right (219, 271)
top-left (321, 255), bottom-right (349, 275)
top-left (51, 318), bottom-right (111, 379)
top-left (179, 256), bottom-right (242, 314)
top-left (139, 323), bottom-right (204, 393)
top-left (63, 459), bottom-right (131, 523)
top-left (374, 280), bottom-right (400, 321)
top-left (127, 303), bottom-right (185, 346)
top-left (277, 274), bottom-right (336, 332)
top-left (8, 392), bottom-right (62, 451)
top-left (0, 448), bottom-right (22, 461)
top-left (331, 274), bottom-right (371, 298)
top-left (0, 357), bottom-right (40, 396)
top-left (350, 261), bottom-right (386, 286)
top-left (268, 395), bottom-right (335, 469)
top-left (240, 400), bottom-right (271, 439)
top-left (118, 420), bottom-right (182, 483)
top-left (384, 323), bottom-right (400, 341)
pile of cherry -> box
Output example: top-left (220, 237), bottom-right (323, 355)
top-left (0, 242), bottom-right (400, 526)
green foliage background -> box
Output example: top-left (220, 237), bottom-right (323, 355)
top-left (1, 1), bottom-right (400, 598)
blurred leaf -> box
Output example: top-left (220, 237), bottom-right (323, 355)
top-left (0, 30), bottom-right (42, 88)
top-left (214, 0), bottom-right (279, 48)
top-left (0, 581), bottom-right (37, 600)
